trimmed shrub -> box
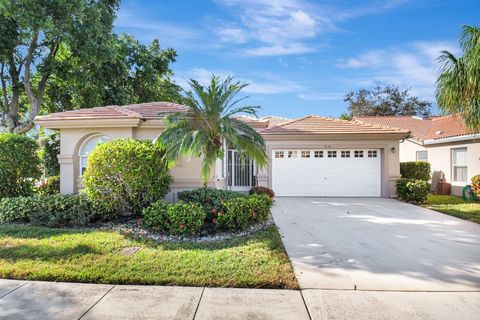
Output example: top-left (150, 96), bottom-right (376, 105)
top-left (39, 131), bottom-right (60, 177)
top-left (142, 201), bottom-right (206, 235)
top-left (396, 178), bottom-right (429, 203)
top-left (29, 194), bottom-right (94, 227)
top-left (0, 196), bottom-right (41, 223)
top-left (216, 194), bottom-right (272, 231)
top-left (83, 139), bottom-right (173, 216)
top-left (177, 188), bottom-right (245, 221)
top-left (36, 176), bottom-right (60, 195)
top-left (249, 186), bottom-right (275, 199)
top-left (471, 175), bottom-right (480, 199)
top-left (400, 161), bottom-right (431, 181)
top-left (0, 133), bottom-right (42, 199)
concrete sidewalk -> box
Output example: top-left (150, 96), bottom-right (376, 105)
top-left (1, 279), bottom-right (480, 320)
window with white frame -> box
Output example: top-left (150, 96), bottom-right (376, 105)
top-left (416, 150), bottom-right (428, 161)
top-left (79, 135), bottom-right (109, 175)
top-left (314, 150), bottom-right (323, 158)
top-left (368, 150), bottom-right (378, 158)
top-left (327, 150), bottom-right (337, 158)
top-left (301, 150), bottom-right (311, 158)
top-left (288, 150), bottom-right (298, 158)
top-left (275, 151), bottom-right (284, 158)
top-left (451, 148), bottom-right (467, 183)
top-left (341, 150), bottom-right (350, 158)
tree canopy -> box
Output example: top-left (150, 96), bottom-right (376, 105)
top-left (0, 0), bottom-right (183, 133)
top-left (343, 83), bottom-right (431, 118)
top-left (436, 25), bottom-right (480, 131)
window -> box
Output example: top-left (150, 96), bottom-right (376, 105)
top-left (341, 150), bottom-right (350, 158)
top-left (368, 150), bottom-right (377, 158)
top-left (314, 150), bottom-right (323, 158)
top-left (79, 135), bottom-right (109, 175)
top-left (288, 150), bottom-right (298, 158)
top-left (452, 148), bottom-right (467, 183)
top-left (416, 151), bottom-right (428, 161)
top-left (301, 150), bottom-right (311, 158)
top-left (275, 151), bottom-right (284, 158)
top-left (327, 150), bottom-right (337, 158)
top-left (354, 150), bottom-right (364, 158)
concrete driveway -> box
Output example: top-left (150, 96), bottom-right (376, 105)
top-left (272, 197), bottom-right (480, 291)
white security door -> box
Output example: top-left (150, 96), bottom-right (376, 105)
top-left (272, 149), bottom-right (381, 197)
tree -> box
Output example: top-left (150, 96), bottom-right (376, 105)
top-left (158, 75), bottom-right (268, 185)
top-left (343, 83), bottom-right (431, 117)
top-left (42, 34), bottom-right (184, 113)
top-left (0, 0), bottom-right (119, 133)
top-left (436, 25), bottom-right (480, 131)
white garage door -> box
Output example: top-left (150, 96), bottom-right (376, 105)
top-left (272, 149), bottom-right (381, 197)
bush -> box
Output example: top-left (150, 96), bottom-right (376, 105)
top-left (177, 188), bottom-right (245, 221)
top-left (0, 133), bottom-right (42, 199)
top-left (39, 131), bottom-right (60, 177)
top-left (249, 186), bottom-right (275, 199)
top-left (396, 178), bottom-right (429, 203)
top-left (36, 176), bottom-right (60, 195)
top-left (400, 162), bottom-right (431, 181)
top-left (471, 175), bottom-right (480, 199)
top-left (29, 194), bottom-right (94, 227)
top-left (0, 196), bottom-right (41, 223)
top-left (142, 201), bottom-right (206, 235)
top-left (216, 194), bottom-right (272, 231)
top-left (83, 139), bottom-right (173, 216)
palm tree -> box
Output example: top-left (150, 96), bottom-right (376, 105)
top-left (157, 75), bottom-right (268, 186)
top-left (436, 25), bottom-right (480, 131)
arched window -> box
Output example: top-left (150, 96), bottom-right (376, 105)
top-left (79, 135), bottom-right (109, 175)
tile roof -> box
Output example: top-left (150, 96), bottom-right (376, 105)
top-left (261, 115), bottom-right (410, 135)
top-left (233, 116), bottom-right (270, 130)
top-left (354, 115), bottom-right (473, 141)
top-left (35, 102), bottom-right (190, 121)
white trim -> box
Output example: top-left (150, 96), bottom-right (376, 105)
top-left (423, 134), bottom-right (480, 145)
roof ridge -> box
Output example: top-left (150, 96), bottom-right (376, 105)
top-left (111, 105), bottom-right (143, 118)
top-left (261, 115), bottom-right (312, 132)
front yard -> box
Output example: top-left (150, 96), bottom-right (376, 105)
top-left (425, 195), bottom-right (480, 224)
top-left (0, 225), bottom-right (298, 289)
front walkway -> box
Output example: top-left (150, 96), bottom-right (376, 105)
top-left (1, 279), bottom-right (480, 320)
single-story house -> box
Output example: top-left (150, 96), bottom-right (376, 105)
top-left (355, 115), bottom-right (480, 196)
top-left (35, 102), bottom-right (410, 199)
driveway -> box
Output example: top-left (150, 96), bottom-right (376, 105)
top-left (271, 197), bottom-right (480, 291)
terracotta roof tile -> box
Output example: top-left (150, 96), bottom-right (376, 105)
top-left (36, 102), bottom-right (190, 121)
top-left (354, 115), bottom-right (474, 141)
top-left (261, 115), bottom-right (410, 135)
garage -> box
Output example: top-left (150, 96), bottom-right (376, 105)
top-left (272, 148), bottom-right (382, 197)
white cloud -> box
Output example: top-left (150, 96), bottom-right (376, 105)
top-left (174, 68), bottom-right (305, 95)
top-left (244, 43), bottom-right (316, 56)
top-left (336, 40), bottom-right (458, 100)
top-left (217, 28), bottom-right (248, 43)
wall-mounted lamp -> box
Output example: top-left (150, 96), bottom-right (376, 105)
top-left (390, 147), bottom-right (396, 153)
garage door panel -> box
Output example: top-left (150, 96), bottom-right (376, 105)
top-left (272, 149), bottom-right (381, 197)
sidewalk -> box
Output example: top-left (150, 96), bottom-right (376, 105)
top-left (1, 279), bottom-right (479, 320)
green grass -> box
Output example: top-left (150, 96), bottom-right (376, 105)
top-left (424, 195), bottom-right (480, 224)
top-left (0, 225), bottom-right (298, 289)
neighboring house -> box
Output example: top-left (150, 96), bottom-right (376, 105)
top-left (355, 115), bottom-right (480, 196)
top-left (35, 102), bottom-right (409, 199)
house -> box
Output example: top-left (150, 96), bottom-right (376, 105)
top-left (355, 115), bottom-right (480, 196)
top-left (35, 102), bottom-right (410, 199)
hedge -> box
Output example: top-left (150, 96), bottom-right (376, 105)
top-left (0, 133), bottom-right (42, 199)
top-left (249, 186), bottom-right (275, 199)
top-left (216, 194), bottom-right (272, 231)
top-left (396, 178), bottom-right (429, 203)
top-left (400, 161), bottom-right (431, 181)
top-left (39, 131), bottom-right (60, 177)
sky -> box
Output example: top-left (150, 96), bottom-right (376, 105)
top-left (115, 0), bottom-right (479, 118)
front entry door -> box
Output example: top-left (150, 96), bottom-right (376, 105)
top-left (227, 150), bottom-right (255, 191)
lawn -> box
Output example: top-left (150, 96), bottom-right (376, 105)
top-left (0, 225), bottom-right (298, 289)
top-left (424, 195), bottom-right (480, 224)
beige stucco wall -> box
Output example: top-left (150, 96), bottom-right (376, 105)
top-left (57, 126), bottom-right (225, 201)
top-left (426, 140), bottom-right (480, 196)
top-left (256, 137), bottom-right (401, 198)
top-left (399, 139), bottom-right (427, 162)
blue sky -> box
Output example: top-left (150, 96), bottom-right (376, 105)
top-left (115, 0), bottom-right (478, 118)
